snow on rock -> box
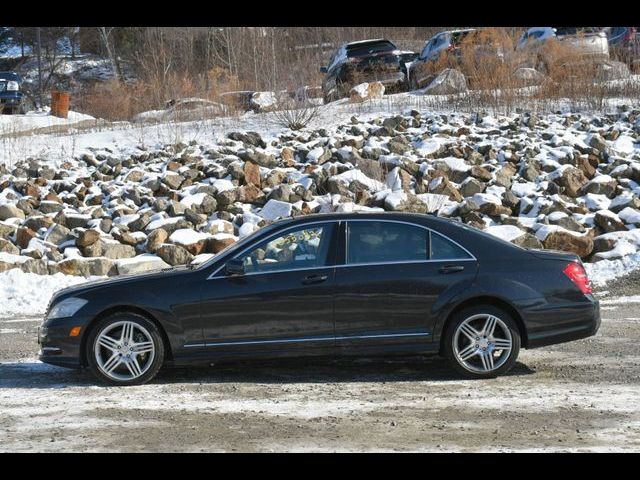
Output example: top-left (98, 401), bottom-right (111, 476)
top-left (332, 169), bottom-right (386, 192)
top-left (180, 192), bottom-right (208, 209)
top-left (169, 229), bottom-right (210, 246)
top-left (619, 207), bottom-right (640, 225)
top-left (259, 199), bottom-right (293, 221)
top-left (115, 254), bottom-right (170, 276)
top-left (484, 225), bottom-right (526, 242)
top-left (612, 135), bottom-right (637, 155)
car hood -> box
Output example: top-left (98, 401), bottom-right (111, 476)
top-left (50, 265), bottom-right (195, 304)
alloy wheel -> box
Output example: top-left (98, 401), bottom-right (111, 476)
top-left (94, 321), bottom-right (156, 381)
top-left (452, 314), bottom-right (513, 374)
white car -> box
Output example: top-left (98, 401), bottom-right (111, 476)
top-left (517, 27), bottom-right (609, 59)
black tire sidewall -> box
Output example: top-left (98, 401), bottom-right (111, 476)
top-left (86, 313), bottom-right (165, 386)
top-left (444, 305), bottom-right (521, 379)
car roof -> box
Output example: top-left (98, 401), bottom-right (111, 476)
top-left (0, 72), bottom-right (21, 81)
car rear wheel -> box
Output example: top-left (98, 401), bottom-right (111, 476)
top-left (444, 306), bottom-right (521, 379)
top-left (86, 313), bottom-right (165, 386)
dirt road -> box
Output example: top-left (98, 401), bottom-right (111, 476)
top-left (1, 287), bottom-right (640, 452)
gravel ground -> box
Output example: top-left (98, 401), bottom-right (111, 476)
top-left (1, 288), bottom-right (640, 452)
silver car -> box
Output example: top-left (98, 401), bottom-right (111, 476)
top-left (517, 27), bottom-right (609, 59)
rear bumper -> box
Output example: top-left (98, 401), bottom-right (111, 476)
top-left (523, 296), bottom-right (601, 349)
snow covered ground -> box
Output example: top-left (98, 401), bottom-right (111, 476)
top-left (0, 109), bottom-right (96, 137)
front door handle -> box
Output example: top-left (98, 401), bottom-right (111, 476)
top-left (302, 274), bottom-right (328, 285)
top-left (438, 265), bottom-right (465, 274)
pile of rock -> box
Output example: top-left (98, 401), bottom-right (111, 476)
top-left (1, 107), bottom-right (639, 277)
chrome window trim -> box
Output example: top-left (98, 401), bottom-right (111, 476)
top-left (206, 220), bottom-right (338, 280)
top-left (207, 217), bottom-right (477, 280)
top-left (344, 218), bottom-right (476, 265)
top-left (184, 331), bottom-right (430, 348)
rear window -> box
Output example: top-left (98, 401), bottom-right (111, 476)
top-left (346, 40), bottom-right (397, 58)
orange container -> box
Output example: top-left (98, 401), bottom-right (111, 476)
top-left (53, 91), bottom-right (70, 119)
top-left (50, 90), bottom-right (60, 116)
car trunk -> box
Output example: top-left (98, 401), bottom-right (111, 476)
top-left (555, 28), bottom-right (609, 56)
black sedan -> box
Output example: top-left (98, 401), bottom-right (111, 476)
top-left (39, 213), bottom-right (600, 385)
top-left (320, 39), bottom-right (412, 103)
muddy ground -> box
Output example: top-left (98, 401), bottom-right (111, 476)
top-left (1, 276), bottom-right (639, 452)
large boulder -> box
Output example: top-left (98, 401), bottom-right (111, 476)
top-left (423, 69), bottom-right (467, 95)
top-left (76, 229), bottom-right (101, 248)
top-left (169, 228), bottom-right (210, 256)
top-left (115, 255), bottom-right (171, 276)
top-left (101, 242), bottom-right (137, 260)
top-left (512, 67), bottom-right (546, 87)
top-left (208, 233), bottom-right (237, 254)
top-left (249, 91), bottom-right (287, 113)
top-left (556, 167), bottom-right (588, 197)
top-left (0, 204), bottom-right (25, 221)
top-left (349, 82), bottom-right (385, 103)
top-left (58, 257), bottom-right (117, 277)
top-left (595, 60), bottom-right (630, 82)
top-left (0, 238), bottom-right (20, 255)
top-left (156, 243), bottom-right (194, 266)
top-left (542, 230), bottom-right (594, 258)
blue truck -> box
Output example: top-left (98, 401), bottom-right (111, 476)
top-left (0, 71), bottom-right (25, 114)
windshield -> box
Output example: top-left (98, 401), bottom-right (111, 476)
top-left (193, 221), bottom-right (282, 271)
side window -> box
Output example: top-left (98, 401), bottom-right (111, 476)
top-left (237, 225), bottom-right (332, 274)
top-left (430, 232), bottom-right (472, 260)
top-left (347, 221), bottom-right (428, 265)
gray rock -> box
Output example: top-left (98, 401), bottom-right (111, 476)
top-left (156, 243), bottom-right (194, 266)
top-left (423, 69), bottom-right (467, 95)
top-left (0, 204), bottom-right (25, 221)
top-left (238, 149), bottom-right (278, 168)
top-left (45, 224), bottom-right (73, 246)
top-left (101, 242), bottom-right (137, 260)
top-left (0, 238), bottom-right (19, 255)
top-left (460, 178), bottom-right (485, 197)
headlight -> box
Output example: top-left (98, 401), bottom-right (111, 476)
top-left (6, 81), bottom-right (19, 92)
top-left (47, 298), bottom-right (88, 320)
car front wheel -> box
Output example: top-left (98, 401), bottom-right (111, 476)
top-left (444, 306), bottom-right (521, 379)
top-left (86, 313), bottom-right (165, 386)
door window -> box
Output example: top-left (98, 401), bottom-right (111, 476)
top-left (237, 225), bottom-right (332, 274)
top-left (346, 221), bottom-right (428, 265)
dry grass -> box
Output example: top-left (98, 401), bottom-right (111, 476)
top-left (76, 67), bottom-right (242, 121)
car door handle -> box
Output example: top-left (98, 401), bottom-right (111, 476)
top-left (302, 274), bottom-right (328, 285)
top-left (438, 265), bottom-right (465, 274)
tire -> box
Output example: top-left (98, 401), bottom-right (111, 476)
top-left (443, 305), bottom-right (521, 379)
top-left (86, 313), bottom-right (165, 386)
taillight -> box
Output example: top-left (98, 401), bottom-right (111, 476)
top-left (624, 27), bottom-right (636, 42)
top-left (563, 262), bottom-right (592, 295)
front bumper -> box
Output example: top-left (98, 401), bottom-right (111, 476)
top-left (524, 296), bottom-right (601, 349)
top-left (38, 315), bottom-right (91, 368)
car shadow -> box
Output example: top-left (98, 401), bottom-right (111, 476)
top-left (0, 356), bottom-right (535, 389)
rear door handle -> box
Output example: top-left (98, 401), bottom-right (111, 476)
top-left (302, 274), bottom-right (328, 285)
top-left (438, 265), bottom-right (465, 274)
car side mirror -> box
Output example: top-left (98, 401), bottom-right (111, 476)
top-left (320, 66), bottom-right (328, 73)
top-left (225, 258), bottom-right (245, 276)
